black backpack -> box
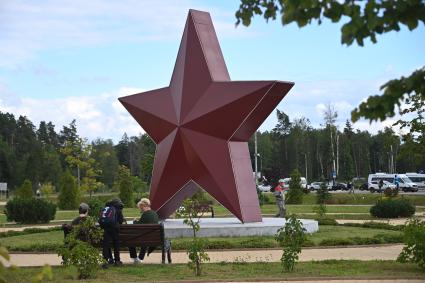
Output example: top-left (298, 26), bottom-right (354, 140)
top-left (99, 206), bottom-right (117, 227)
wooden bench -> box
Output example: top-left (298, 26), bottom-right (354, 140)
top-left (105, 223), bottom-right (171, 264)
top-left (63, 223), bottom-right (172, 264)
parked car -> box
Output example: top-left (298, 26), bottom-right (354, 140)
top-left (359, 182), bottom-right (368, 191)
top-left (257, 184), bottom-right (271, 192)
top-left (352, 177), bottom-right (367, 189)
top-left (280, 177), bottom-right (308, 190)
top-left (369, 180), bottom-right (396, 193)
top-left (309, 182), bottom-right (324, 190)
top-left (331, 182), bottom-right (347, 191)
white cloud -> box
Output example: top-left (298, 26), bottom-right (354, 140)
top-left (259, 77), bottom-right (406, 134)
top-left (0, 85), bottom-right (145, 142)
top-left (0, 0), bottom-right (255, 67)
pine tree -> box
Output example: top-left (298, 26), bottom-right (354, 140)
top-left (118, 165), bottom-right (134, 207)
top-left (286, 169), bottom-right (303, 204)
top-left (15, 179), bottom-right (34, 199)
top-left (58, 171), bottom-right (79, 210)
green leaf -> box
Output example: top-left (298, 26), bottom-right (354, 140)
top-left (405, 18), bottom-right (418, 30)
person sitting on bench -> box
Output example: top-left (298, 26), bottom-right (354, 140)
top-left (62, 202), bottom-right (90, 237)
top-left (129, 198), bottom-right (159, 264)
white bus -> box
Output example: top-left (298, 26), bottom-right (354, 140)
top-left (405, 173), bottom-right (425, 191)
top-left (368, 173), bottom-right (418, 192)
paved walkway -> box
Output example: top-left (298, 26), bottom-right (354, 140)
top-left (4, 244), bottom-right (404, 267)
top-left (230, 281), bottom-right (424, 283)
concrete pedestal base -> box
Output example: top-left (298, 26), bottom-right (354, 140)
top-left (164, 217), bottom-right (318, 238)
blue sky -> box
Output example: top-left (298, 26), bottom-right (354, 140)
top-left (1, 0), bottom-right (424, 142)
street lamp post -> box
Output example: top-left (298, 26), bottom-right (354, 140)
top-left (254, 131), bottom-right (258, 185)
top-left (257, 153), bottom-right (262, 178)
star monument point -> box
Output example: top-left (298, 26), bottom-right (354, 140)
top-left (119, 9), bottom-right (294, 223)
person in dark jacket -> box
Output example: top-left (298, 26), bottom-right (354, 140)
top-left (101, 198), bottom-right (125, 267)
top-left (129, 198), bottom-right (159, 264)
top-left (62, 202), bottom-right (89, 237)
top-left (72, 202), bottom-right (90, 226)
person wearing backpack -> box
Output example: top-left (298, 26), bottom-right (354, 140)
top-left (99, 198), bottom-right (125, 267)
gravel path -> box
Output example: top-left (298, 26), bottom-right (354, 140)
top-left (3, 244), bottom-right (404, 267)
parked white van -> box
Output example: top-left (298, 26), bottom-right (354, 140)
top-left (405, 173), bottom-right (425, 191)
top-left (367, 173), bottom-right (418, 192)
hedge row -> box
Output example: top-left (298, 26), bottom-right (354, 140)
top-left (5, 198), bottom-right (57, 224)
top-left (370, 199), bottom-right (415, 218)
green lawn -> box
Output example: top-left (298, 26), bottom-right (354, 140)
top-left (211, 204), bottom-right (374, 217)
top-left (4, 261), bottom-right (424, 282)
top-left (0, 225), bottom-right (403, 252)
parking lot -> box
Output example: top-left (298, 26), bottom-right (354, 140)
top-left (327, 189), bottom-right (425, 195)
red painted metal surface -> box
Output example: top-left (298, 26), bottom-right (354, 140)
top-left (119, 9), bottom-right (294, 223)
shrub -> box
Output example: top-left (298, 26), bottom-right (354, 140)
top-left (58, 171), bottom-right (79, 210)
top-left (15, 179), bottom-right (34, 199)
top-left (58, 217), bottom-right (104, 279)
top-left (370, 198), bottom-right (415, 218)
top-left (5, 198), bottom-right (56, 224)
top-left (118, 165), bottom-right (134, 207)
top-left (87, 198), bottom-right (104, 218)
top-left (317, 218), bottom-right (338, 225)
top-left (397, 218), bottom-right (425, 270)
top-left (275, 214), bottom-right (306, 271)
top-left (40, 182), bottom-right (55, 197)
top-left (316, 182), bottom-right (331, 204)
top-left (286, 169), bottom-right (303, 204)
top-left (176, 191), bottom-right (211, 276)
top-left (341, 221), bottom-right (403, 231)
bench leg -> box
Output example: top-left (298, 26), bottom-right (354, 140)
top-left (161, 246), bottom-right (165, 264)
top-left (167, 246), bottom-right (172, 263)
top-left (164, 239), bottom-right (172, 264)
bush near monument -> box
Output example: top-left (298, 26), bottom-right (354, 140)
top-left (58, 217), bottom-right (104, 279)
top-left (398, 218), bottom-right (425, 270)
top-left (5, 198), bottom-right (56, 224)
top-left (370, 199), bottom-right (415, 218)
top-left (176, 191), bottom-right (211, 276)
top-left (275, 214), bottom-right (306, 272)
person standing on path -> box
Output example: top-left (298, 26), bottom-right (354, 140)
top-left (273, 179), bottom-right (285, 217)
top-left (394, 175), bottom-right (400, 191)
top-left (99, 198), bottom-right (125, 267)
top-left (379, 179), bottom-right (384, 192)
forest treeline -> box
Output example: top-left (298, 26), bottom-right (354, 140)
top-left (0, 107), bottom-right (424, 192)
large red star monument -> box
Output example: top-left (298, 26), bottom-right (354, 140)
top-left (119, 9), bottom-right (294, 223)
